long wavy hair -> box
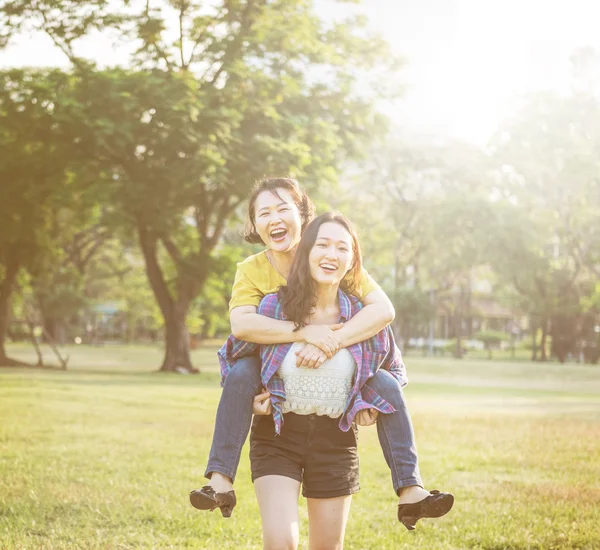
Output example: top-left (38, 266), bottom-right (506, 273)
top-left (278, 212), bottom-right (363, 329)
top-left (243, 177), bottom-right (315, 244)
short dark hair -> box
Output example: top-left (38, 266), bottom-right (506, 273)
top-left (243, 177), bottom-right (315, 244)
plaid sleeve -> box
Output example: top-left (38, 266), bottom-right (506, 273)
top-left (338, 296), bottom-right (408, 431)
top-left (217, 335), bottom-right (259, 386)
top-left (257, 293), bottom-right (284, 319)
top-left (350, 291), bottom-right (407, 387)
top-left (217, 293), bottom-right (283, 386)
top-left (378, 326), bottom-right (408, 387)
top-left (256, 293), bottom-right (291, 435)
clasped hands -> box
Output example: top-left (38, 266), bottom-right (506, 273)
top-left (295, 322), bottom-right (344, 369)
top-left (253, 323), bottom-right (344, 417)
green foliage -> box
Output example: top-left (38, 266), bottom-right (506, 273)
top-left (0, 1), bottom-right (400, 367)
top-left (489, 91), bottom-right (600, 346)
top-left (2, 2), bottom-right (599, 369)
top-left (333, 136), bottom-right (494, 288)
top-left (475, 330), bottom-right (506, 359)
top-left (436, 338), bottom-right (473, 356)
top-left (0, 69), bottom-right (77, 271)
top-left (475, 331), bottom-right (507, 347)
top-left (392, 287), bottom-right (434, 323)
top-left (330, 135), bottom-right (497, 350)
top-left (0, 68), bottom-right (87, 359)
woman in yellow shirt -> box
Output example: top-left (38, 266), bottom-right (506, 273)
top-left (191, 177), bottom-right (453, 529)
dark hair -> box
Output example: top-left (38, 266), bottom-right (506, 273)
top-left (243, 177), bottom-right (315, 244)
top-left (278, 212), bottom-right (363, 329)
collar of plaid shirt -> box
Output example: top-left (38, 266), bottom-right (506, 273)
top-left (218, 289), bottom-right (408, 435)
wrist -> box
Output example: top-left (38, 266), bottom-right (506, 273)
top-left (334, 327), bottom-right (346, 349)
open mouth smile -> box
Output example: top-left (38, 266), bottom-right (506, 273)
top-left (319, 262), bottom-right (337, 273)
top-left (270, 228), bottom-right (288, 242)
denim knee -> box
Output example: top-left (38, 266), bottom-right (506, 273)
top-left (367, 369), bottom-right (404, 408)
top-left (224, 355), bottom-right (262, 395)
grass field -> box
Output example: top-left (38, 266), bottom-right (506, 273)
top-left (1, 344), bottom-right (599, 549)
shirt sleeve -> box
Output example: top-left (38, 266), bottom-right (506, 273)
top-left (380, 326), bottom-right (408, 387)
top-left (358, 267), bottom-right (381, 298)
top-left (257, 293), bottom-right (283, 319)
top-left (229, 262), bottom-right (263, 311)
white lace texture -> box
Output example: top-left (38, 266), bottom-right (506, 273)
top-left (278, 343), bottom-right (357, 417)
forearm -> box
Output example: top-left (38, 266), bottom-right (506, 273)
top-left (231, 312), bottom-right (303, 345)
top-left (335, 302), bottom-right (394, 348)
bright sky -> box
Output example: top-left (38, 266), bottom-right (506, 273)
top-left (2, 0), bottom-right (599, 146)
top-left (361, 0), bottom-right (600, 145)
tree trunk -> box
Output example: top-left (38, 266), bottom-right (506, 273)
top-left (0, 255), bottom-right (26, 366)
top-left (454, 284), bottom-right (465, 359)
top-left (27, 320), bottom-right (44, 367)
top-left (160, 303), bottom-right (196, 372)
top-left (41, 316), bottom-right (66, 345)
top-left (530, 316), bottom-right (538, 361)
top-left (427, 289), bottom-right (435, 356)
top-left (43, 315), bottom-right (57, 342)
top-left (539, 317), bottom-right (549, 362)
top-left (138, 223), bottom-right (201, 373)
top-left (454, 313), bottom-right (462, 358)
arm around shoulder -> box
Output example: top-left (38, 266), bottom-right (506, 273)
top-left (363, 288), bottom-right (395, 324)
top-left (333, 289), bottom-right (395, 348)
top-left (230, 297), bottom-right (304, 345)
top-left (230, 305), bottom-right (259, 340)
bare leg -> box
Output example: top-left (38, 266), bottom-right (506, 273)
top-left (307, 495), bottom-right (353, 550)
top-left (209, 472), bottom-right (233, 494)
top-left (398, 484), bottom-right (431, 504)
top-left (255, 475), bottom-right (301, 550)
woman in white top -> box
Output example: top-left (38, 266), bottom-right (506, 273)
top-left (248, 212), bottom-right (451, 549)
top-left (250, 212), bottom-right (364, 550)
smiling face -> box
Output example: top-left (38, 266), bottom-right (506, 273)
top-left (253, 188), bottom-right (303, 253)
top-left (308, 222), bottom-right (354, 288)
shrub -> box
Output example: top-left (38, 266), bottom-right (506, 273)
top-left (475, 330), bottom-right (507, 359)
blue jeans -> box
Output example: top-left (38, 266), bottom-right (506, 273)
top-left (205, 357), bottom-right (422, 493)
top-left (365, 369), bottom-right (422, 494)
top-left (205, 356), bottom-right (262, 481)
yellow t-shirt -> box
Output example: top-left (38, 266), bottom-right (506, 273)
top-left (229, 250), bottom-right (380, 311)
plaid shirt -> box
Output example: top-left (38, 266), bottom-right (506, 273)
top-left (218, 290), bottom-right (408, 435)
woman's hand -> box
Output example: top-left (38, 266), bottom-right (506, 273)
top-left (296, 343), bottom-right (328, 368)
top-left (253, 389), bottom-right (272, 415)
top-left (355, 408), bottom-right (379, 426)
top-left (299, 323), bottom-right (343, 358)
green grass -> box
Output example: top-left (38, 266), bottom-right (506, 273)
top-left (1, 344), bottom-right (599, 549)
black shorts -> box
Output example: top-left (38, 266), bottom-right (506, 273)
top-left (250, 412), bottom-right (360, 499)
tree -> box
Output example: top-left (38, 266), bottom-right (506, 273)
top-left (0, 69), bottom-right (81, 366)
top-left (332, 135), bottom-right (494, 354)
top-left (2, 0), bottom-right (398, 371)
top-left (490, 91), bottom-right (600, 361)
top-left (475, 330), bottom-right (506, 360)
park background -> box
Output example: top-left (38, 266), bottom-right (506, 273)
top-left (1, 1), bottom-right (599, 548)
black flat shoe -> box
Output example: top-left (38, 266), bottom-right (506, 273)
top-left (397, 490), bottom-right (454, 530)
top-left (189, 486), bottom-right (237, 518)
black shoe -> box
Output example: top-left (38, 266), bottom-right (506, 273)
top-left (397, 490), bottom-right (454, 530)
top-left (189, 486), bottom-right (237, 518)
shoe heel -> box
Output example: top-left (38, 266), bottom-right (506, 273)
top-left (220, 505), bottom-right (233, 518)
top-left (400, 517), bottom-right (416, 531)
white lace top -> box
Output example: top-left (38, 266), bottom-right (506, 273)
top-left (278, 342), bottom-right (357, 418)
